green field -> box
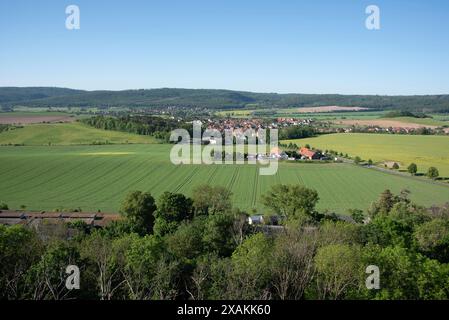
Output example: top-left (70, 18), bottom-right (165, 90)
top-left (284, 133), bottom-right (449, 176)
top-left (0, 122), bottom-right (158, 145)
top-left (1, 144), bottom-right (449, 214)
top-left (216, 108), bottom-right (449, 128)
top-left (216, 109), bottom-right (386, 120)
top-left (389, 117), bottom-right (449, 127)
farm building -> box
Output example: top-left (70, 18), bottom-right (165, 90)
top-left (247, 214), bottom-right (285, 226)
top-left (270, 147), bottom-right (288, 160)
top-left (0, 210), bottom-right (120, 228)
top-left (248, 215), bottom-right (264, 225)
top-left (299, 147), bottom-right (322, 160)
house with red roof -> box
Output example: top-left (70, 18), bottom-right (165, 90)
top-left (299, 147), bottom-right (321, 160)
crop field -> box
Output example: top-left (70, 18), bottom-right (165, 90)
top-left (390, 117), bottom-right (449, 127)
top-left (0, 122), bottom-right (158, 145)
top-left (1, 144), bottom-right (449, 214)
top-left (216, 107), bottom-right (449, 128)
top-left (0, 111), bottom-right (78, 124)
top-left (333, 117), bottom-right (448, 129)
top-left (216, 108), bottom-right (386, 120)
top-left (284, 133), bottom-right (449, 176)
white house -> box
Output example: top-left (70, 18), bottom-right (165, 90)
top-left (248, 215), bottom-right (264, 225)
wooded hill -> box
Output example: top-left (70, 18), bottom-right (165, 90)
top-left (1, 87), bottom-right (449, 112)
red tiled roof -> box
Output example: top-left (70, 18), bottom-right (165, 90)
top-left (299, 147), bottom-right (316, 158)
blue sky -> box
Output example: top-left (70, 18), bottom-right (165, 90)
top-left (0, 0), bottom-right (448, 94)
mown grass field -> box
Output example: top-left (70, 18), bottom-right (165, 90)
top-left (1, 144), bottom-right (449, 214)
top-left (0, 122), bottom-right (158, 145)
top-left (284, 133), bottom-right (449, 176)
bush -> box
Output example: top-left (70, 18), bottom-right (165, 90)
top-left (427, 167), bottom-right (439, 179)
top-left (407, 163), bottom-right (418, 175)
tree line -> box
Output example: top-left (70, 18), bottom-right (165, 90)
top-left (1, 185), bottom-right (449, 300)
top-left (81, 115), bottom-right (191, 142)
top-left (3, 87), bottom-right (449, 112)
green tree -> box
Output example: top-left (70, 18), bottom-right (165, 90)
top-left (392, 162), bottom-right (400, 170)
top-left (427, 167), bottom-right (439, 179)
top-left (26, 240), bottom-right (80, 300)
top-left (186, 254), bottom-right (225, 300)
top-left (155, 192), bottom-right (193, 222)
top-left (121, 234), bottom-right (164, 299)
top-left (166, 219), bottom-right (204, 260)
top-left (153, 192), bottom-right (193, 237)
top-left (416, 259), bottom-right (449, 299)
top-left (271, 228), bottom-right (319, 299)
top-left (202, 213), bottom-right (236, 257)
top-left (354, 156), bottom-right (362, 165)
top-left (314, 244), bottom-right (363, 300)
top-left (0, 202), bottom-right (8, 210)
top-left (414, 218), bottom-right (449, 262)
top-left (261, 184), bottom-right (319, 221)
top-left (361, 245), bottom-right (424, 299)
top-left (0, 225), bottom-right (43, 299)
top-left (348, 209), bottom-right (365, 224)
top-left (119, 191), bottom-right (156, 235)
top-left (368, 189), bottom-right (395, 217)
top-left (79, 232), bottom-right (125, 300)
top-left (361, 214), bottom-right (415, 248)
top-left (192, 185), bottom-right (233, 216)
top-left (318, 221), bottom-right (361, 246)
top-left (407, 163), bottom-right (418, 175)
top-left (229, 233), bottom-right (273, 299)
top-left (367, 159), bottom-right (373, 166)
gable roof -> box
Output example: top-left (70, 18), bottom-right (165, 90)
top-left (299, 147), bottom-right (316, 158)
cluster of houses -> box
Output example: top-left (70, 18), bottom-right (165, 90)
top-left (202, 117), bottom-right (315, 131)
top-left (245, 146), bottom-right (329, 162)
top-left (204, 118), bottom-right (267, 132)
top-left (276, 117), bottom-right (314, 127)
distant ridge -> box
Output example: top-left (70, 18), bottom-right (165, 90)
top-left (1, 87), bottom-right (449, 112)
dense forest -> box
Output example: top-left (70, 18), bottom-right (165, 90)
top-left (0, 87), bottom-right (84, 104)
top-left (1, 87), bottom-right (449, 112)
top-left (81, 115), bottom-right (189, 141)
top-left (1, 185), bottom-right (449, 300)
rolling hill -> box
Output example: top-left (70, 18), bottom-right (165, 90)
top-left (0, 122), bottom-right (158, 145)
top-left (1, 87), bottom-right (449, 112)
